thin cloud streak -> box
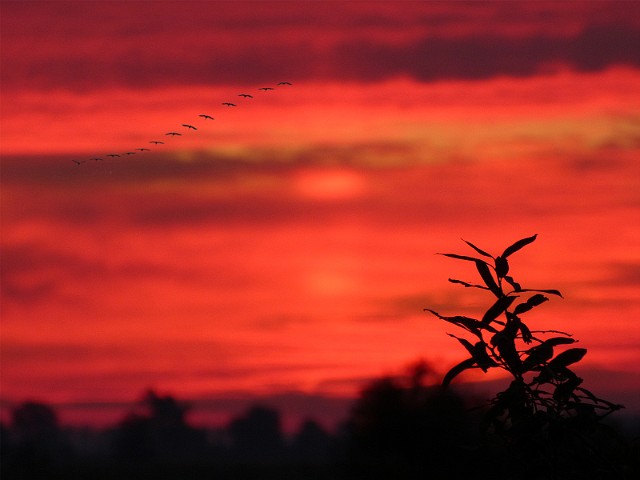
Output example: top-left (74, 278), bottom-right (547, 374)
top-left (2, 69), bottom-right (639, 156)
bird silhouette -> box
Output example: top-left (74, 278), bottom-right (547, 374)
top-left (90, 157), bottom-right (103, 161)
top-left (199, 114), bottom-right (214, 120)
top-left (182, 124), bottom-right (197, 130)
top-left (165, 132), bottom-right (182, 136)
top-left (71, 160), bottom-right (86, 165)
top-left (238, 93), bottom-right (253, 98)
top-left (222, 102), bottom-right (237, 107)
top-left (277, 81), bottom-right (292, 86)
top-left (258, 87), bottom-right (274, 91)
top-left (136, 148), bottom-right (150, 152)
top-left (150, 141), bottom-right (165, 145)
top-left (107, 154), bottom-right (121, 158)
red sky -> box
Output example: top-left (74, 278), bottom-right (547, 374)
top-left (1, 1), bottom-right (639, 431)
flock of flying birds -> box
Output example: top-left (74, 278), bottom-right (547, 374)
top-left (71, 81), bottom-right (292, 166)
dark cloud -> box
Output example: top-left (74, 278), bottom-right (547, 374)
top-left (0, 245), bottom-right (84, 304)
top-left (336, 24), bottom-right (640, 82)
top-left (2, 1), bottom-right (639, 92)
top-left (584, 262), bottom-right (640, 289)
top-left (0, 242), bottom-right (173, 305)
top-left (0, 342), bottom-right (133, 363)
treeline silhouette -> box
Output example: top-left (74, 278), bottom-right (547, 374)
top-left (2, 364), bottom-right (638, 480)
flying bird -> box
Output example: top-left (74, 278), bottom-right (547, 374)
top-left (71, 160), bottom-right (86, 165)
top-left (258, 87), bottom-right (274, 91)
top-left (277, 81), bottom-right (292, 86)
top-left (182, 124), bottom-right (197, 130)
top-left (222, 102), bottom-right (237, 107)
top-left (107, 154), bottom-right (121, 157)
top-left (165, 132), bottom-right (182, 136)
top-left (150, 141), bottom-right (164, 144)
top-left (124, 152), bottom-right (136, 155)
top-left (136, 148), bottom-right (150, 152)
top-left (90, 157), bottom-right (103, 161)
top-left (199, 114), bottom-right (214, 120)
top-left (238, 93), bottom-right (253, 98)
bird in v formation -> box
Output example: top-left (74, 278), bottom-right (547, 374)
top-left (72, 82), bottom-right (292, 165)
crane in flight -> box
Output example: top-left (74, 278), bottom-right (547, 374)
top-left (71, 160), bottom-right (86, 165)
top-left (107, 154), bottom-right (121, 158)
top-left (277, 81), bottom-right (292, 86)
top-left (165, 132), bottom-right (182, 136)
top-left (124, 152), bottom-right (136, 155)
top-left (238, 93), bottom-right (253, 98)
top-left (199, 114), bottom-right (214, 120)
top-left (258, 87), bottom-right (274, 91)
top-left (90, 157), bottom-right (103, 161)
top-left (182, 124), bottom-right (197, 130)
top-left (136, 148), bottom-right (150, 152)
top-left (150, 141), bottom-right (164, 145)
top-left (222, 102), bottom-right (237, 107)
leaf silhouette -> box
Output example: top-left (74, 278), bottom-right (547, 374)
top-left (523, 342), bottom-right (554, 371)
top-left (439, 253), bottom-right (486, 263)
top-left (545, 337), bottom-right (576, 347)
top-left (503, 275), bottom-right (521, 291)
top-left (448, 334), bottom-right (476, 356)
top-left (513, 303), bottom-right (532, 315)
top-left (495, 256), bottom-right (509, 278)
top-left (524, 337), bottom-right (577, 372)
top-left (491, 331), bottom-right (522, 373)
top-left (482, 296), bottom-right (516, 324)
top-left (553, 376), bottom-right (583, 402)
top-left (476, 260), bottom-right (501, 297)
top-left (462, 239), bottom-right (493, 258)
top-left (501, 234), bottom-right (538, 258)
top-left (442, 358), bottom-right (476, 387)
top-left (549, 348), bottom-right (587, 368)
top-left (518, 320), bottom-right (533, 343)
top-left (425, 309), bottom-right (494, 337)
top-left (471, 341), bottom-right (497, 372)
top-left (448, 278), bottom-right (489, 290)
top-left (513, 293), bottom-right (549, 315)
top-left (518, 288), bottom-right (563, 298)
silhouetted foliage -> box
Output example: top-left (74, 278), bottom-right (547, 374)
top-left (0, 401), bottom-right (74, 478)
top-left (112, 389), bottom-right (207, 463)
top-left (227, 405), bottom-right (286, 462)
top-left (427, 235), bottom-right (634, 479)
top-left (345, 361), bottom-right (481, 479)
top-left (290, 419), bottom-right (334, 463)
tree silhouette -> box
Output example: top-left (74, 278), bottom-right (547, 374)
top-left (290, 419), bottom-right (334, 463)
top-left (227, 405), bottom-right (285, 462)
top-left (112, 389), bottom-right (206, 463)
top-left (1, 401), bottom-right (72, 477)
top-left (427, 235), bottom-right (632, 479)
top-left (345, 362), bottom-right (479, 479)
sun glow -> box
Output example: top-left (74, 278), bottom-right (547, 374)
top-left (292, 168), bottom-right (366, 201)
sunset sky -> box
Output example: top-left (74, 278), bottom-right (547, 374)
top-left (1, 1), bottom-right (639, 431)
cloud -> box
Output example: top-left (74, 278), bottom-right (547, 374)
top-left (2, 2), bottom-right (639, 92)
top-left (0, 241), bottom-right (179, 306)
top-left (335, 24), bottom-right (640, 82)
